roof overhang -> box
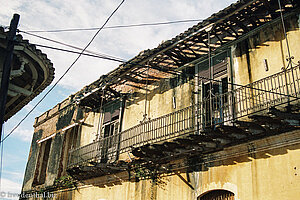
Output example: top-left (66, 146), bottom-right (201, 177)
top-left (0, 28), bottom-right (55, 120)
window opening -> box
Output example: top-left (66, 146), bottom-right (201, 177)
top-left (33, 138), bottom-right (52, 185)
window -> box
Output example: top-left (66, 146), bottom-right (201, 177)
top-left (33, 139), bottom-right (52, 185)
top-left (198, 190), bottom-right (234, 200)
top-left (58, 126), bottom-right (79, 177)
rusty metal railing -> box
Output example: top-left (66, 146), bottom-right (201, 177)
top-left (200, 65), bottom-right (300, 127)
top-left (120, 106), bottom-right (195, 151)
top-left (68, 65), bottom-right (300, 168)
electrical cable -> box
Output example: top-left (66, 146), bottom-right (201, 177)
top-left (0, 0), bottom-right (125, 143)
top-left (16, 41), bottom-right (127, 63)
top-left (19, 31), bottom-right (126, 62)
top-left (143, 62), bottom-right (150, 121)
top-left (277, 0), bottom-right (292, 69)
top-left (23, 19), bottom-right (203, 33)
top-left (0, 123), bottom-right (4, 191)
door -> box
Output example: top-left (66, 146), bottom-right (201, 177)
top-left (100, 101), bottom-right (120, 163)
top-left (202, 76), bottom-right (228, 127)
top-left (196, 51), bottom-right (230, 129)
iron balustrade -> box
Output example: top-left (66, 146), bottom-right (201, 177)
top-left (68, 65), bottom-right (300, 168)
top-left (68, 133), bottom-right (120, 167)
top-left (120, 106), bottom-right (196, 151)
top-left (68, 106), bottom-right (195, 167)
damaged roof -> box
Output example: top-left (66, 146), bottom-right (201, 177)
top-left (76, 0), bottom-right (300, 108)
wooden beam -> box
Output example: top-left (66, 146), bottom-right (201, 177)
top-left (106, 86), bottom-right (121, 97)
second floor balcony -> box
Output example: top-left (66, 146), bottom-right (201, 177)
top-left (67, 64), bottom-right (300, 179)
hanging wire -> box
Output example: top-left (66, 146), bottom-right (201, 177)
top-left (207, 30), bottom-right (214, 126)
top-left (22, 19), bottom-right (203, 33)
top-left (96, 89), bottom-right (106, 140)
top-left (0, 123), bottom-right (4, 191)
top-left (277, 0), bottom-right (297, 107)
top-left (19, 31), bottom-right (126, 62)
top-left (143, 62), bottom-right (150, 122)
top-left (277, 0), bottom-right (293, 69)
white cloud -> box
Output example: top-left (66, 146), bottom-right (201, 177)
top-left (13, 128), bottom-right (33, 142)
top-left (2, 171), bottom-right (24, 182)
top-left (0, 178), bottom-right (22, 197)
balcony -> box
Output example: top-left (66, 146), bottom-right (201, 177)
top-left (67, 65), bottom-right (300, 179)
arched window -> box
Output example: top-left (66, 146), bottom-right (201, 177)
top-left (198, 190), bottom-right (234, 200)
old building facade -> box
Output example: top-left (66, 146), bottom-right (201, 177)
top-left (22, 0), bottom-right (300, 199)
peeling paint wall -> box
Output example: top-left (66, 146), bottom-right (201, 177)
top-left (123, 74), bottom-right (194, 130)
top-left (22, 130), bottom-right (43, 191)
top-left (33, 130), bottom-right (300, 200)
top-left (22, 98), bottom-right (86, 192)
top-left (45, 133), bottom-right (64, 187)
top-left (232, 14), bottom-right (300, 86)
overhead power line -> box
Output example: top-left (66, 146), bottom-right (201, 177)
top-left (22, 19), bottom-right (203, 33)
top-left (19, 30), bottom-right (125, 62)
top-left (16, 42), bottom-right (127, 63)
top-left (1, 0), bottom-right (126, 143)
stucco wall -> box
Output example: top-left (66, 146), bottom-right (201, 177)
top-left (232, 14), bottom-right (300, 86)
top-left (45, 130), bottom-right (300, 200)
top-left (79, 111), bottom-right (100, 146)
top-left (122, 75), bottom-right (194, 131)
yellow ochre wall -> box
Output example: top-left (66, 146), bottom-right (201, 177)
top-left (50, 130), bottom-right (300, 200)
top-left (122, 79), bottom-right (194, 131)
top-left (232, 14), bottom-right (300, 86)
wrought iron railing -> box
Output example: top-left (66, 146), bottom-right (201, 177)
top-left (68, 133), bottom-right (120, 167)
top-left (68, 65), bottom-right (300, 168)
top-left (200, 65), bottom-right (300, 127)
top-left (120, 106), bottom-right (195, 151)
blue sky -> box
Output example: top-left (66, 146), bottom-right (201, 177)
top-left (0, 0), bottom-right (236, 198)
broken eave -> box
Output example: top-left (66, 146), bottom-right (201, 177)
top-left (102, 0), bottom-right (299, 86)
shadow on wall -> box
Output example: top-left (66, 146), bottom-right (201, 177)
top-left (188, 132), bottom-right (300, 172)
top-left (234, 14), bottom-right (299, 57)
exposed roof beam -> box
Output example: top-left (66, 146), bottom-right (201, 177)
top-left (8, 84), bottom-right (32, 96)
top-left (122, 75), bottom-right (155, 85)
top-left (106, 86), bottom-right (121, 97)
